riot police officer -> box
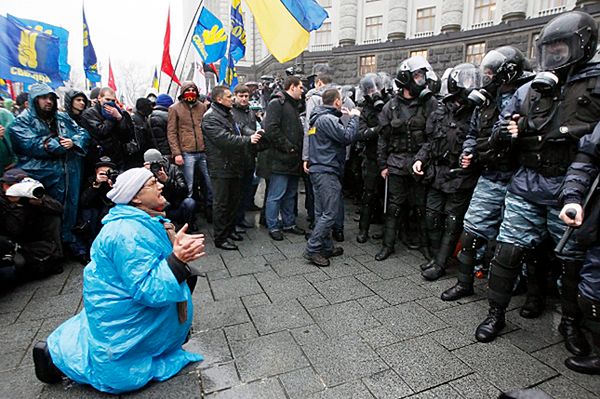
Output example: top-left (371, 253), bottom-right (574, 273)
top-left (441, 46), bottom-right (528, 301)
top-left (375, 56), bottom-right (437, 261)
top-left (412, 63), bottom-right (480, 280)
top-left (475, 12), bottom-right (600, 357)
top-left (356, 73), bottom-right (388, 243)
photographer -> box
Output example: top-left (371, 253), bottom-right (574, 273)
top-left (143, 149), bottom-right (196, 232)
top-left (0, 169), bottom-right (64, 284)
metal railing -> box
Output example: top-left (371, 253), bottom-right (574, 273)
top-left (362, 38), bottom-right (382, 44)
top-left (469, 20), bottom-right (494, 30)
top-left (413, 31), bottom-right (434, 39)
top-left (310, 43), bottom-right (334, 52)
top-left (538, 5), bottom-right (566, 17)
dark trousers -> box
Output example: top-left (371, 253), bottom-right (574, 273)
top-left (212, 177), bottom-right (243, 244)
top-left (235, 169), bottom-right (255, 226)
top-left (306, 173), bottom-right (342, 254)
top-left (166, 198), bottom-right (197, 227)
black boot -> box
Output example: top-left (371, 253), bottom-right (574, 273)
top-left (559, 259), bottom-right (590, 356)
top-left (375, 207), bottom-right (400, 261)
top-left (565, 295), bottom-right (600, 374)
top-left (419, 210), bottom-right (442, 268)
top-left (475, 305), bottom-right (506, 343)
top-left (357, 200), bottom-right (372, 244)
top-left (520, 251), bottom-right (547, 319)
top-left (559, 317), bottom-right (591, 356)
top-left (421, 215), bottom-right (462, 282)
top-left (416, 208), bottom-right (431, 259)
top-left (441, 232), bottom-right (484, 301)
top-left (441, 282), bottom-right (474, 301)
top-left (356, 230), bottom-right (369, 244)
top-left (33, 341), bottom-right (64, 384)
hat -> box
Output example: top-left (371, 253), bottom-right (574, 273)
top-left (0, 168), bottom-right (28, 184)
top-left (95, 156), bottom-right (117, 170)
top-left (143, 149), bottom-right (163, 164)
top-left (155, 94), bottom-right (173, 108)
top-left (106, 168), bottom-right (153, 204)
top-left (90, 87), bottom-right (101, 100)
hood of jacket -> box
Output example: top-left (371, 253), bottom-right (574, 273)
top-left (135, 98), bottom-right (154, 117)
top-left (309, 104), bottom-right (341, 126)
top-left (28, 83), bottom-right (58, 119)
top-left (177, 81), bottom-right (199, 101)
top-left (64, 89), bottom-right (89, 116)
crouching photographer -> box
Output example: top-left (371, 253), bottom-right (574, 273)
top-left (143, 149), bottom-right (197, 231)
top-left (0, 169), bottom-right (64, 288)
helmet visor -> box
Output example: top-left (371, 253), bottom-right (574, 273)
top-left (480, 50), bottom-right (507, 87)
top-left (359, 73), bottom-right (383, 95)
top-left (539, 39), bottom-right (574, 70)
top-left (405, 55), bottom-right (432, 72)
top-left (451, 67), bottom-right (482, 90)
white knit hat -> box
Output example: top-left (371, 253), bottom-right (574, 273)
top-left (106, 168), bottom-right (154, 204)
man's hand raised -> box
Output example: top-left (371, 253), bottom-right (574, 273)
top-left (173, 224), bottom-right (206, 263)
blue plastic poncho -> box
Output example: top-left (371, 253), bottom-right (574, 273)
top-left (9, 83), bottom-right (89, 244)
top-left (47, 205), bottom-right (203, 393)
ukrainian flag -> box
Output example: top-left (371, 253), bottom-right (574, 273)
top-left (245, 0), bottom-right (328, 63)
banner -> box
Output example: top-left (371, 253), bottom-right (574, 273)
top-left (161, 7), bottom-right (180, 86)
top-left (229, 0), bottom-right (246, 62)
top-left (192, 52), bottom-right (207, 95)
top-left (219, 51), bottom-right (238, 90)
top-left (108, 59), bottom-right (117, 91)
top-left (83, 7), bottom-right (101, 83)
top-left (152, 67), bottom-right (159, 90)
top-left (192, 7), bottom-right (227, 64)
top-left (8, 15), bottom-right (70, 82)
top-left (0, 15), bottom-right (63, 88)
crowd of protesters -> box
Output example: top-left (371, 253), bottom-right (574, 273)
top-left (2, 9), bottom-right (600, 394)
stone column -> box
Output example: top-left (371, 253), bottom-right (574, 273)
top-left (577, 0), bottom-right (600, 7)
top-left (338, 0), bottom-right (358, 46)
top-left (388, 0), bottom-right (408, 40)
top-left (441, 0), bottom-right (463, 34)
top-left (501, 0), bottom-right (527, 23)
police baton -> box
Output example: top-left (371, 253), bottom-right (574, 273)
top-left (383, 175), bottom-right (388, 214)
top-left (555, 173), bottom-right (600, 254)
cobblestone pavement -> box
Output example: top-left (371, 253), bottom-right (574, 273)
top-left (1, 198), bottom-right (600, 398)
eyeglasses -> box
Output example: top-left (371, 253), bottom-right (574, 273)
top-left (141, 179), bottom-right (158, 189)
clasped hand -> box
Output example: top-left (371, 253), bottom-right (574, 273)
top-left (173, 224), bottom-right (206, 263)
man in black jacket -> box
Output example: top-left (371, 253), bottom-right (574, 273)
top-left (263, 76), bottom-right (306, 241)
top-left (130, 98), bottom-right (153, 167)
top-left (148, 94), bottom-right (174, 156)
top-left (202, 86), bottom-right (262, 250)
top-left (80, 87), bottom-right (134, 172)
top-left (63, 90), bottom-right (89, 127)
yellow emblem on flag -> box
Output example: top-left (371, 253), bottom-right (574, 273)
top-left (308, 127), bottom-right (316, 135)
top-left (18, 29), bottom-right (39, 68)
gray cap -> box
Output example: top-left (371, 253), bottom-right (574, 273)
top-left (143, 149), bottom-right (163, 163)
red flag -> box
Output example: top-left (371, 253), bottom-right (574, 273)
top-left (108, 59), bottom-right (117, 92)
top-left (161, 8), bottom-right (180, 86)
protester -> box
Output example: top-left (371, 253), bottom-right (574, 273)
top-left (263, 76), bottom-right (306, 241)
top-left (148, 94), bottom-right (174, 156)
top-left (35, 167), bottom-right (205, 393)
top-left (167, 81), bottom-right (213, 221)
top-left (130, 97), bottom-right (153, 166)
top-left (15, 92), bottom-right (28, 115)
top-left (0, 106), bottom-right (16, 175)
top-left (89, 87), bottom-right (100, 107)
top-left (9, 83), bottom-right (89, 262)
top-left (63, 89), bottom-right (89, 126)
top-left (202, 85), bottom-right (262, 250)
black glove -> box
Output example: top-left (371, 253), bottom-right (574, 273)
top-left (493, 119), bottom-right (514, 142)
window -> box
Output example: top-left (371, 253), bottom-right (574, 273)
top-left (466, 42), bottom-right (486, 65)
top-left (314, 22), bottom-right (332, 45)
top-left (364, 16), bottom-right (383, 42)
top-left (410, 49), bottom-right (428, 59)
top-left (416, 7), bottom-right (435, 34)
top-left (530, 34), bottom-right (540, 59)
top-left (359, 55), bottom-right (377, 75)
top-left (319, 0), bottom-right (332, 7)
top-left (473, 0), bottom-right (496, 23)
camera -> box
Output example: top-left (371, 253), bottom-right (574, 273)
top-left (5, 178), bottom-right (45, 199)
top-left (150, 162), bottom-right (163, 176)
top-left (371, 92), bottom-right (385, 111)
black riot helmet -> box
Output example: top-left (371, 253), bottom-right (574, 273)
top-left (536, 11), bottom-right (598, 72)
top-left (359, 73), bottom-right (383, 97)
top-left (447, 63), bottom-right (481, 97)
top-left (395, 56), bottom-right (431, 97)
top-left (480, 46), bottom-right (526, 93)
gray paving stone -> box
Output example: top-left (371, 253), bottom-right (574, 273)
top-left (291, 324), bottom-right (328, 346)
top-left (373, 302), bottom-right (447, 341)
top-left (313, 276), bottom-right (373, 304)
top-left (0, 319), bottom-right (41, 353)
top-left (377, 336), bottom-right (472, 392)
top-left (455, 338), bottom-right (558, 392)
top-left (206, 269), bottom-right (231, 281)
top-left (354, 272), bottom-right (384, 286)
top-left (241, 293), bottom-right (271, 308)
top-left (259, 275), bottom-right (319, 303)
top-left (309, 301), bottom-right (381, 338)
top-left (449, 373), bottom-right (502, 399)
top-left (416, 295), bottom-right (459, 313)
top-left (223, 255), bottom-right (271, 276)
top-left (237, 240), bottom-right (281, 257)
top-left (40, 381), bottom-right (114, 398)
top-left (0, 366), bottom-right (44, 398)
top-left (320, 256), bottom-right (370, 279)
top-left (230, 331), bottom-right (309, 382)
top-left (0, 311), bottom-right (19, 325)
top-left (16, 292), bottom-right (80, 322)
top-left (532, 342), bottom-right (600, 394)
top-left (248, 300), bottom-right (313, 335)
top-left (270, 256), bottom-right (320, 277)
top-left (183, 329), bottom-right (232, 369)
top-left (121, 373), bottom-right (202, 398)
top-left (0, 349), bottom-right (25, 372)
top-left (298, 293), bottom-right (330, 309)
top-left (206, 377), bottom-right (287, 399)
top-left (274, 241), bottom-right (305, 258)
top-left (193, 276), bottom-right (210, 293)
top-left (357, 295), bottom-right (390, 312)
top-left (302, 334), bottom-right (388, 386)
top-left (435, 301), bottom-right (518, 337)
top-left (406, 384), bottom-right (462, 398)
top-left (362, 369), bottom-right (414, 399)
top-left (190, 254), bottom-right (226, 273)
top-left (361, 257), bottom-right (416, 280)
top-left (304, 270), bottom-right (331, 283)
top-left (427, 327), bottom-right (476, 351)
top-left (365, 277), bottom-right (429, 305)
top-left (211, 275), bottom-right (263, 301)
top-left (359, 326), bottom-right (402, 350)
top-left (308, 380), bottom-right (375, 399)
top-left (279, 367), bottom-right (326, 399)
top-left (536, 375), bottom-right (600, 399)
top-left (200, 362), bottom-right (240, 394)
top-left (502, 308), bottom-right (564, 353)
top-left (224, 323), bottom-right (258, 342)
top-left (193, 297), bottom-right (249, 331)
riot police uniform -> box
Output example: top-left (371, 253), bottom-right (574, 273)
top-left (375, 56), bottom-right (437, 261)
top-left (414, 63), bottom-right (480, 281)
top-left (475, 12), bottom-right (600, 356)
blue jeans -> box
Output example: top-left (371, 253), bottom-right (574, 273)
top-left (306, 173), bottom-right (341, 254)
top-left (266, 173), bottom-right (299, 231)
top-left (182, 152), bottom-right (213, 205)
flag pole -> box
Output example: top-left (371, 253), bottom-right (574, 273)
top-left (168, 0), bottom-right (205, 93)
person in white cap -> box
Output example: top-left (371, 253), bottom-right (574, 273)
top-left (33, 167), bottom-right (206, 394)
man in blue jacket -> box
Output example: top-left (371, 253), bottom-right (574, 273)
top-left (303, 88), bottom-right (369, 267)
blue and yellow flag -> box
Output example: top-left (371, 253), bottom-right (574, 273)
top-left (219, 51), bottom-right (238, 90)
top-left (0, 78), bottom-right (11, 98)
top-left (83, 7), bottom-right (101, 83)
top-left (152, 67), bottom-right (159, 90)
top-left (192, 7), bottom-right (228, 64)
top-left (245, 0), bottom-right (328, 63)
top-left (8, 15), bottom-right (70, 82)
top-left (229, 0), bottom-right (246, 62)
top-left (0, 15), bottom-right (63, 88)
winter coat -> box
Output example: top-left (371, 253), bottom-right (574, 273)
top-left (167, 82), bottom-right (207, 156)
top-left (202, 103), bottom-right (251, 179)
top-left (148, 105), bottom-right (172, 156)
top-left (9, 84), bottom-right (89, 243)
top-left (232, 103), bottom-right (260, 171)
top-left (262, 91), bottom-right (304, 176)
top-left (0, 108), bottom-right (16, 175)
top-left (47, 205), bottom-right (202, 394)
top-left (161, 160), bottom-right (188, 209)
top-left (63, 89), bottom-right (89, 127)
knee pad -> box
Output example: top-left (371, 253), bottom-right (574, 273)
top-left (444, 214), bottom-right (463, 236)
top-left (578, 294), bottom-right (600, 324)
top-left (493, 242), bottom-right (526, 270)
top-left (425, 210), bottom-right (442, 231)
top-left (457, 231), bottom-right (486, 265)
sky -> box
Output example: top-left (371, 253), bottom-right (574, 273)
top-left (3, 0), bottom-right (195, 89)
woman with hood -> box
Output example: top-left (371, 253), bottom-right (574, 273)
top-left (63, 89), bottom-right (90, 127)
